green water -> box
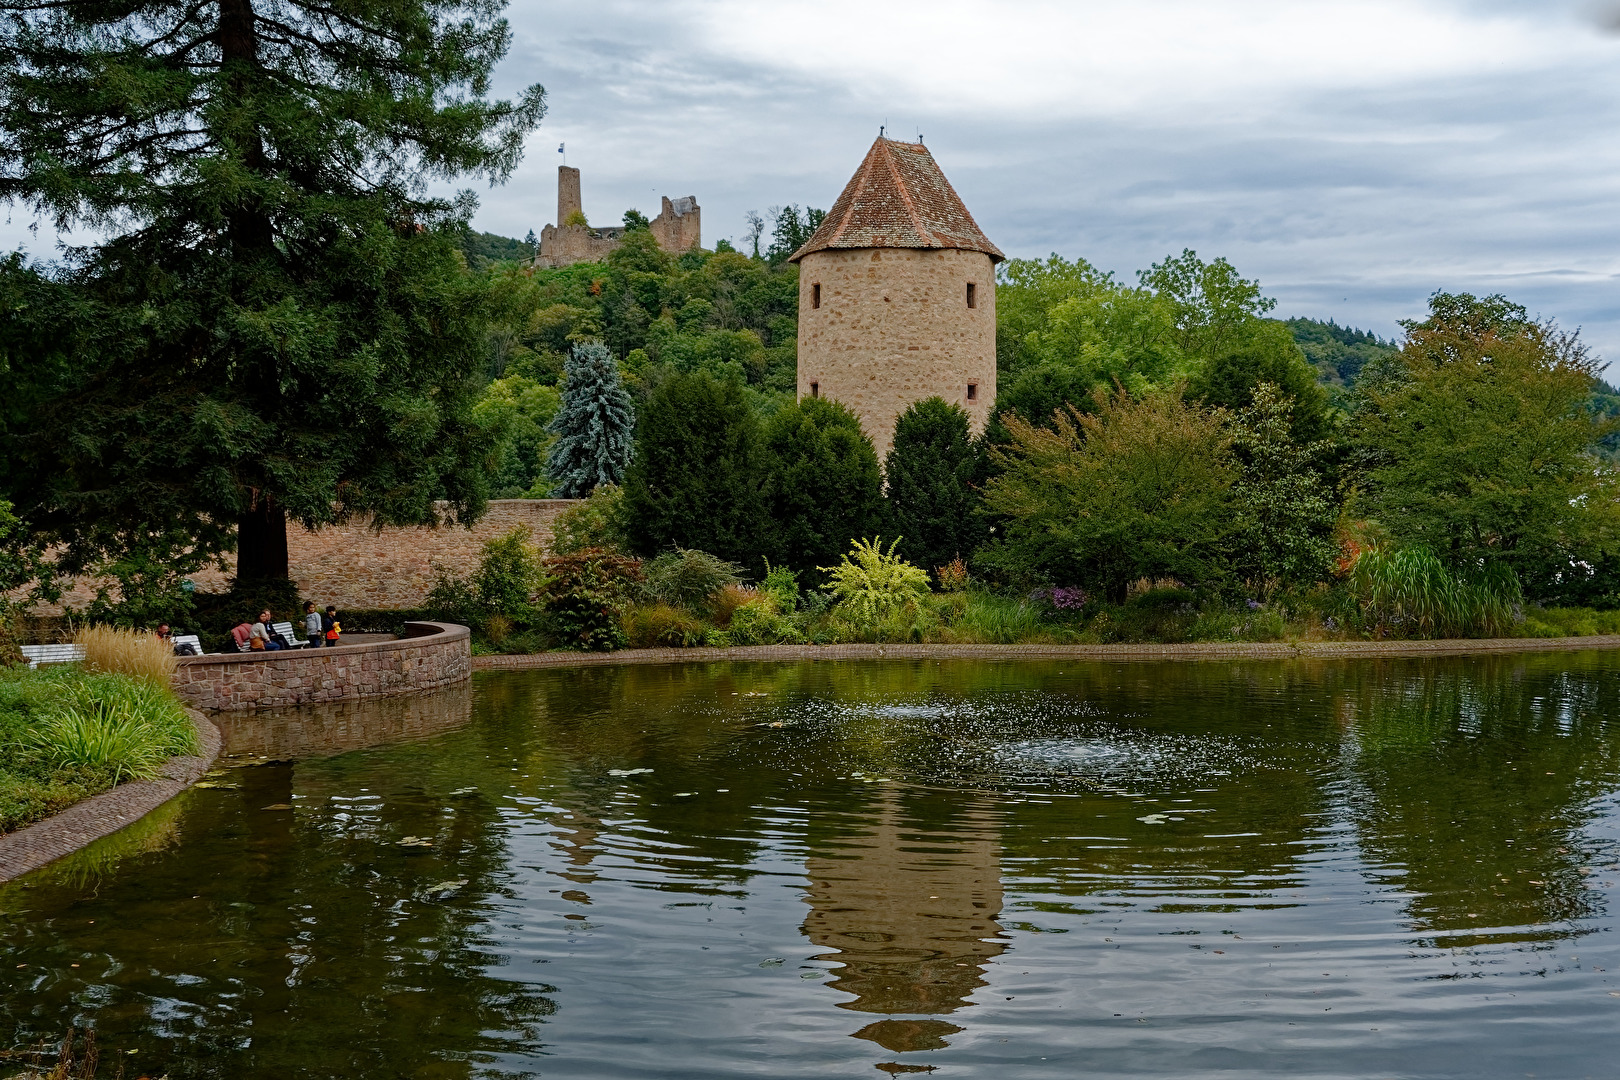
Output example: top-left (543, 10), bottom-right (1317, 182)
top-left (6, 656), bottom-right (1620, 1078)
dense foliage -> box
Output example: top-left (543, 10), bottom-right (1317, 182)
top-left (884, 398), bottom-right (988, 575)
top-left (0, 0), bottom-right (546, 587)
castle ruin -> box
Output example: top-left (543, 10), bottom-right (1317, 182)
top-left (790, 138), bottom-right (1002, 462)
top-left (533, 165), bottom-right (701, 269)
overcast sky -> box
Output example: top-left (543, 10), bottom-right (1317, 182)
top-left (472, 0), bottom-right (1620, 360)
top-left (8, 1), bottom-right (1620, 360)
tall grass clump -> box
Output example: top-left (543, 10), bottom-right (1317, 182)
top-left (74, 624), bottom-right (177, 685)
top-left (1350, 546), bottom-right (1521, 638)
top-left (27, 673), bottom-right (198, 782)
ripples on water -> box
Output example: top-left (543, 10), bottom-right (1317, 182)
top-left (6, 656), bottom-right (1620, 1078)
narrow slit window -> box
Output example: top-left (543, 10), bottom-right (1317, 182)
top-left (966, 382), bottom-right (978, 401)
top-left (812, 283), bottom-right (821, 309)
top-left (810, 381), bottom-right (820, 398)
top-left (966, 282), bottom-right (977, 308)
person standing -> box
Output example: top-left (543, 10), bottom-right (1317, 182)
top-left (323, 606), bottom-right (341, 647)
top-left (304, 601), bottom-right (322, 648)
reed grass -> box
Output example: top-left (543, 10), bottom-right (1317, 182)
top-left (1350, 546), bottom-right (1521, 638)
top-left (73, 624), bottom-right (178, 685)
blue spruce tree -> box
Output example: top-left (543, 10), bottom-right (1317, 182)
top-left (546, 342), bottom-right (636, 498)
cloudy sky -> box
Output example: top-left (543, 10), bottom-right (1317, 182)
top-left (6, 1), bottom-right (1619, 358)
top-left (467, 0), bottom-right (1620, 359)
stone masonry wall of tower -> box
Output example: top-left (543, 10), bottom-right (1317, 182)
top-left (796, 247), bottom-right (997, 462)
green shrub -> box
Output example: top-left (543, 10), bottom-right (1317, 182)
top-left (537, 549), bottom-right (642, 651)
top-left (473, 526), bottom-right (546, 620)
top-left (551, 483), bottom-right (630, 555)
top-left (819, 537), bottom-right (931, 629)
top-left (760, 561), bottom-right (800, 611)
top-left (726, 596), bottom-right (803, 645)
top-left (642, 548), bottom-right (744, 609)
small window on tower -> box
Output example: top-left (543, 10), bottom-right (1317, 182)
top-left (966, 282), bottom-right (977, 308)
top-left (967, 382), bottom-right (978, 401)
top-left (812, 283), bottom-right (821, 309)
top-left (810, 382), bottom-right (820, 398)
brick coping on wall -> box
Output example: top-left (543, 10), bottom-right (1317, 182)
top-left (471, 634), bottom-right (1620, 670)
top-left (0, 707), bottom-right (221, 883)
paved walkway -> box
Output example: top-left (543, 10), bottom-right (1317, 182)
top-left (472, 635), bottom-right (1620, 670)
top-left (0, 709), bottom-right (221, 883)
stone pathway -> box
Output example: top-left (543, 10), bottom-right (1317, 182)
top-left (472, 635), bottom-right (1620, 670)
top-left (0, 709), bottom-right (221, 883)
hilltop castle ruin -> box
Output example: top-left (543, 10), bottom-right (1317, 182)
top-left (533, 166), bottom-right (701, 269)
top-left (790, 138), bottom-right (1002, 461)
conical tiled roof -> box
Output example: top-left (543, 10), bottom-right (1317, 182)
top-left (789, 138), bottom-right (1003, 263)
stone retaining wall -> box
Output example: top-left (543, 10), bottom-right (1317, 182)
top-left (31, 499), bottom-right (578, 613)
top-left (173, 621), bottom-right (471, 711)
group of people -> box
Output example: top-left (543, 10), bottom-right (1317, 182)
top-left (227, 602), bottom-right (343, 653)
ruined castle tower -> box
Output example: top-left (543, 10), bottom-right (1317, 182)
top-left (535, 165), bottom-right (701, 269)
top-left (790, 138), bottom-right (1003, 461)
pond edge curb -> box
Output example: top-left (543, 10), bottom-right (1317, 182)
top-left (0, 707), bottom-right (221, 883)
top-left (470, 635), bottom-right (1620, 670)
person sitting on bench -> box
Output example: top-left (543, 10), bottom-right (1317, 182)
top-left (250, 610), bottom-right (284, 651)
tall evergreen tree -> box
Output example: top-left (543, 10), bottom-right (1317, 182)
top-left (761, 397), bottom-right (883, 573)
top-left (885, 397), bottom-right (988, 574)
top-left (0, 0), bottom-right (545, 582)
top-left (545, 342), bottom-right (634, 498)
top-left (620, 372), bottom-right (770, 568)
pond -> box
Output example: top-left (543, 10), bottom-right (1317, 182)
top-left (5, 656), bottom-right (1620, 1078)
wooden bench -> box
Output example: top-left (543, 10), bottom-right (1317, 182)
top-left (272, 621), bottom-right (310, 649)
top-left (20, 644), bottom-right (86, 668)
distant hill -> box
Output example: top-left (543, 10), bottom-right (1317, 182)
top-left (461, 230), bottom-right (533, 269)
top-left (1287, 317), bottom-right (1397, 391)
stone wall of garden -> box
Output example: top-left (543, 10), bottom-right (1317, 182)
top-left (171, 622), bottom-right (471, 711)
top-left (36, 499), bottom-right (577, 613)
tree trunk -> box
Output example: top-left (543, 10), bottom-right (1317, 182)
top-left (237, 498), bottom-right (289, 581)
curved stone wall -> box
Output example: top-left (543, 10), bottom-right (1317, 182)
top-left (171, 622), bottom-right (471, 712)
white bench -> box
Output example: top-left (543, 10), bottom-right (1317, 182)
top-left (172, 633), bottom-right (205, 656)
top-left (20, 644), bottom-right (86, 668)
top-left (272, 621), bottom-right (311, 649)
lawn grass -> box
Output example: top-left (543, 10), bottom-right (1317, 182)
top-left (0, 664), bottom-right (198, 834)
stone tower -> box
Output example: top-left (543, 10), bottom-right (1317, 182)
top-left (790, 138), bottom-right (1003, 461)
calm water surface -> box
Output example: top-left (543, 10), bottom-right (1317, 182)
top-left (6, 656), bottom-right (1620, 1078)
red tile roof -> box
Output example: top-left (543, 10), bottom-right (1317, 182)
top-left (789, 138), bottom-right (1003, 263)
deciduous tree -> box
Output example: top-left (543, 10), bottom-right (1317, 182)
top-left (981, 386), bottom-right (1238, 600)
top-left (1353, 293), bottom-right (1620, 591)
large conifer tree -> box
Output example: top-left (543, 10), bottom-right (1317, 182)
top-left (0, 0), bottom-right (545, 581)
top-left (760, 397), bottom-right (883, 573)
top-left (885, 397), bottom-right (987, 574)
top-left (620, 372), bottom-right (770, 569)
top-left (545, 342), bottom-right (634, 498)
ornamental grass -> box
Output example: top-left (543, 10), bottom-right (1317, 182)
top-left (73, 624), bottom-right (177, 686)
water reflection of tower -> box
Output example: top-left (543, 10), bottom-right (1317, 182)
top-left (801, 793), bottom-right (1005, 1052)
